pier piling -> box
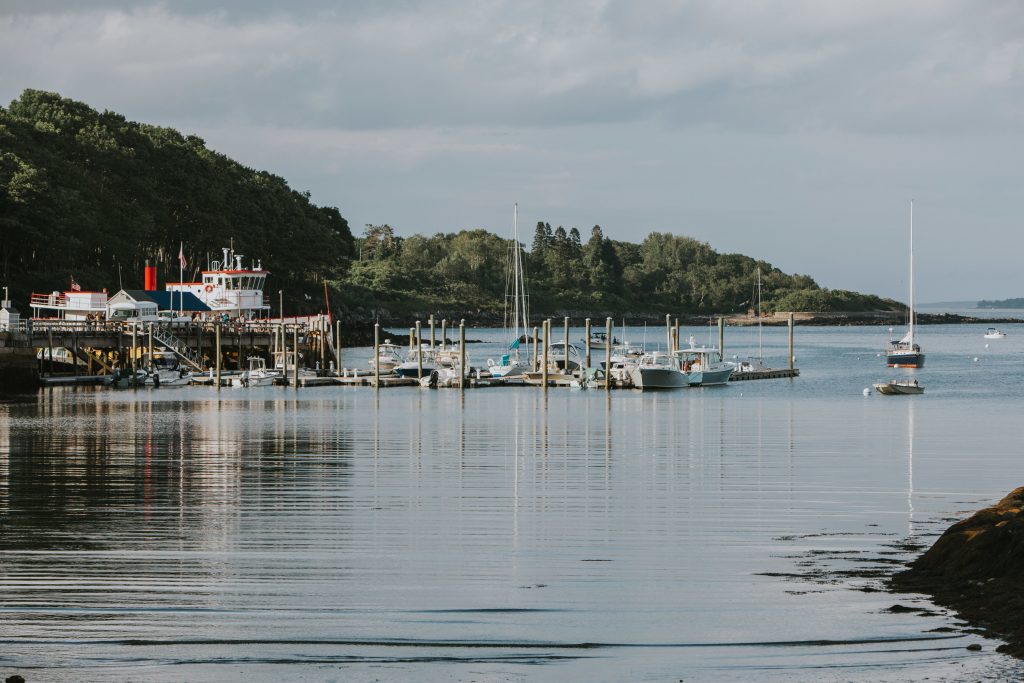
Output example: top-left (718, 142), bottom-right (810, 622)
top-left (373, 323), bottom-right (380, 388)
top-left (585, 318), bottom-right (591, 367)
top-left (605, 317), bottom-right (612, 392)
top-left (292, 327), bottom-right (299, 389)
top-left (214, 324), bottom-right (221, 389)
top-left (459, 319), bottom-right (466, 391)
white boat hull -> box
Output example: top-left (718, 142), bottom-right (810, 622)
top-left (629, 366), bottom-right (687, 390)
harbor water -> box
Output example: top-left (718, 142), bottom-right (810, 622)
top-left (2, 324), bottom-right (1024, 681)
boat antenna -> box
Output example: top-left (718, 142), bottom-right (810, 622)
top-left (118, 262), bottom-right (123, 290)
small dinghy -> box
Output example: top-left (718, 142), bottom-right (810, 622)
top-left (874, 378), bottom-right (924, 395)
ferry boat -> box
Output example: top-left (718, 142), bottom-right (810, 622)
top-left (166, 247), bottom-right (270, 318)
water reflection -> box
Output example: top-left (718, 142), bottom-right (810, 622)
top-left (0, 385), bottom-right (1013, 681)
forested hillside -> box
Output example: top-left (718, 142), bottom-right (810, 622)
top-left (341, 223), bottom-right (900, 318)
top-left (0, 89), bottom-right (354, 303)
top-left (0, 89), bottom-right (899, 321)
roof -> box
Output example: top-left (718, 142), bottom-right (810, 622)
top-left (145, 290), bottom-right (211, 312)
top-left (112, 289), bottom-right (211, 311)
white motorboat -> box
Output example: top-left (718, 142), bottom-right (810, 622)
top-left (369, 340), bottom-right (404, 374)
top-left (675, 339), bottom-right (734, 386)
top-left (628, 352), bottom-right (686, 390)
top-left (142, 350), bottom-right (193, 386)
top-left (232, 356), bottom-right (281, 387)
top-left (546, 341), bottom-right (582, 373)
top-left (874, 378), bottom-right (924, 395)
top-left (396, 345), bottom-right (438, 378)
top-left (984, 327), bottom-right (1007, 339)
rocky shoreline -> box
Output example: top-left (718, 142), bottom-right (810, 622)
top-left (890, 487), bottom-right (1024, 657)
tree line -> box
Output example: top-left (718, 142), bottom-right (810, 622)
top-left (341, 222), bottom-right (899, 319)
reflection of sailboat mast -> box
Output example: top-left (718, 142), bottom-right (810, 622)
top-left (908, 401), bottom-right (915, 536)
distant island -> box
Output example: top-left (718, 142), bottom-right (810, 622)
top-left (978, 298), bottom-right (1024, 309)
top-left (1, 89), bottom-right (903, 322)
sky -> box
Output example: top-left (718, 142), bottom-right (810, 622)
top-left (2, 1), bottom-right (1023, 302)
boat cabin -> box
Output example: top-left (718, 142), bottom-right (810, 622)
top-left (166, 247), bottom-right (270, 318)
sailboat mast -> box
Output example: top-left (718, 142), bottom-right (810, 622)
top-left (909, 199), bottom-right (914, 343)
top-left (512, 203), bottom-right (520, 355)
top-left (756, 266), bottom-right (763, 360)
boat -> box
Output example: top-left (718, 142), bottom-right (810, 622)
top-left (166, 246), bottom-right (271, 318)
top-left (546, 341), bottom-right (582, 373)
top-left (675, 337), bottom-right (734, 386)
top-left (142, 350), bottom-right (193, 386)
top-left (369, 340), bottom-right (404, 374)
top-left (231, 356), bottom-right (281, 387)
top-left (984, 327), bottom-right (1007, 339)
top-left (582, 330), bottom-right (619, 346)
top-left (733, 267), bottom-right (771, 372)
top-left (488, 204), bottom-right (533, 379)
top-left (886, 201), bottom-right (925, 368)
top-left (396, 345), bottom-right (438, 378)
top-left (874, 378), bottom-right (924, 395)
top-left (628, 351), bottom-right (687, 390)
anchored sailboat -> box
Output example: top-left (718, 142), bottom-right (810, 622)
top-left (886, 201), bottom-right (925, 368)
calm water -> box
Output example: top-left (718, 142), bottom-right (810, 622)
top-left (2, 324), bottom-right (1024, 682)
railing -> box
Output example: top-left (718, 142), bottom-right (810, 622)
top-left (2, 319), bottom-right (320, 336)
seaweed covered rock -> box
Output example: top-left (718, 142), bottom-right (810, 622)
top-left (892, 487), bottom-right (1024, 656)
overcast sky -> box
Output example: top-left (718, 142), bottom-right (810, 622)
top-left (2, 1), bottom-right (1023, 302)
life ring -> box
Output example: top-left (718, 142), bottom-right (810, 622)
top-left (486, 358), bottom-right (496, 367)
top-left (204, 284), bottom-right (214, 293)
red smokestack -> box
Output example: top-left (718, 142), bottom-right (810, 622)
top-left (144, 259), bottom-right (157, 291)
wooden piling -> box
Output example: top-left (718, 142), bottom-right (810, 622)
top-left (214, 324), bottom-right (221, 389)
top-left (335, 320), bottom-right (342, 372)
top-left (416, 320), bottom-right (423, 379)
top-left (429, 315), bottom-right (436, 351)
top-left (542, 319), bottom-right (549, 389)
top-left (585, 318), bottom-right (592, 367)
top-left (131, 325), bottom-right (137, 374)
top-left (292, 326), bottom-right (299, 389)
top-left (532, 325), bottom-right (539, 372)
top-left (147, 323), bottom-right (153, 368)
top-left (789, 312), bottom-right (795, 370)
top-left (374, 323), bottom-right (380, 388)
top-left (441, 319), bottom-right (447, 350)
top-left (605, 317), bottom-right (612, 392)
top-left (320, 317), bottom-right (327, 371)
top-left (718, 317), bottom-right (724, 356)
top-left (673, 318), bottom-right (679, 353)
top-left (459, 319), bottom-right (466, 391)
top-left (408, 327), bottom-right (415, 352)
top-left (665, 314), bottom-right (672, 353)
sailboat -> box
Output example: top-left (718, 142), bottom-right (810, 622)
top-left (735, 267), bottom-right (769, 372)
top-left (487, 203), bottom-right (532, 378)
top-left (886, 201), bottom-right (925, 368)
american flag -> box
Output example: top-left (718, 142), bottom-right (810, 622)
top-left (70, 275), bottom-right (81, 292)
top-left (178, 242), bottom-right (187, 269)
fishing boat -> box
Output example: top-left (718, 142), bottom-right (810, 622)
top-left (582, 330), bottom-right (619, 346)
top-left (886, 201), bottom-right (925, 368)
top-left (488, 204), bottom-right (532, 379)
top-left (396, 345), bottom-right (438, 378)
top-left (676, 337), bottom-right (734, 386)
top-left (231, 356), bottom-right (281, 387)
top-left (628, 351), bottom-right (686, 390)
top-left (547, 341), bottom-right (582, 373)
top-left (369, 340), bottom-right (404, 374)
top-left (984, 327), bottom-right (1007, 339)
top-left (874, 378), bottom-right (924, 395)
top-left (141, 350), bottom-right (193, 386)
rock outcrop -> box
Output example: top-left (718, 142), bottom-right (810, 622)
top-left (892, 487), bottom-right (1024, 655)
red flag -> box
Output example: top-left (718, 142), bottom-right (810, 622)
top-left (70, 275), bottom-right (81, 292)
top-left (178, 242), bottom-right (187, 270)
